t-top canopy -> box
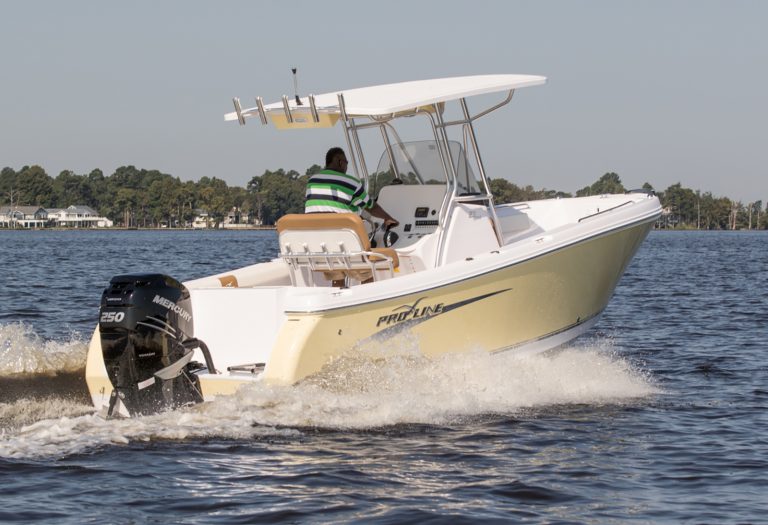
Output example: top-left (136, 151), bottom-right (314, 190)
top-left (225, 74), bottom-right (546, 125)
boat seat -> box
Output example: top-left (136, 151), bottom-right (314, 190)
top-left (276, 213), bottom-right (399, 287)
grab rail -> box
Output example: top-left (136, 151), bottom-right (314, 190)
top-left (578, 200), bottom-right (634, 222)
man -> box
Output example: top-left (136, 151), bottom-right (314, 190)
top-left (305, 147), bottom-right (399, 228)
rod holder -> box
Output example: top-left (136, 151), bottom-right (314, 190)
top-left (255, 97), bottom-right (268, 125)
top-left (337, 93), bottom-right (348, 122)
top-left (282, 95), bottom-right (294, 123)
top-left (309, 94), bottom-right (319, 123)
top-left (233, 97), bottom-right (246, 125)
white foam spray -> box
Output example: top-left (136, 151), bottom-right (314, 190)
top-left (0, 332), bottom-right (659, 459)
top-left (0, 322), bottom-right (87, 376)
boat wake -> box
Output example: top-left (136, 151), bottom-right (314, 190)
top-left (0, 322), bottom-right (88, 377)
top-left (0, 324), bottom-right (659, 459)
top-left (0, 322), bottom-right (92, 433)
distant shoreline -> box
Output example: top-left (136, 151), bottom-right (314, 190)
top-left (0, 226), bottom-right (277, 231)
top-left (1, 227), bottom-right (765, 233)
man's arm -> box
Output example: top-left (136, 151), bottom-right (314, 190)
top-left (367, 203), bottom-right (399, 228)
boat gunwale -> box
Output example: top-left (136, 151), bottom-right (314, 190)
top-left (280, 203), bottom-right (660, 315)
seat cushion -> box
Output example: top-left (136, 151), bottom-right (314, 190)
top-left (277, 213), bottom-right (370, 251)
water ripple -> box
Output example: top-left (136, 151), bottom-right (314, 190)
top-left (0, 230), bottom-right (766, 523)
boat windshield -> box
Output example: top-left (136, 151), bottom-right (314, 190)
top-left (370, 140), bottom-right (480, 199)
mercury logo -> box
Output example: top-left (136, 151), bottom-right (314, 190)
top-left (152, 294), bottom-right (192, 322)
top-left (376, 297), bottom-right (444, 327)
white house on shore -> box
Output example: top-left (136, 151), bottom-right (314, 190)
top-left (0, 206), bottom-right (48, 228)
top-left (0, 205), bottom-right (113, 228)
top-left (190, 207), bottom-right (261, 229)
top-left (191, 210), bottom-right (211, 229)
top-left (45, 205), bottom-right (113, 228)
top-left (222, 207), bottom-right (260, 229)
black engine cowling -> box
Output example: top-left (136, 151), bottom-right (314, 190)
top-left (99, 273), bottom-right (214, 417)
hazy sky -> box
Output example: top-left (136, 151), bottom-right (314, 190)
top-left (1, 1), bottom-right (766, 202)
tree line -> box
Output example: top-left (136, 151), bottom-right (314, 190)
top-left (1, 165), bottom-right (764, 230)
top-left (492, 172), bottom-right (765, 230)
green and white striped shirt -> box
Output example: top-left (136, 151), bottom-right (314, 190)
top-left (305, 169), bottom-right (373, 214)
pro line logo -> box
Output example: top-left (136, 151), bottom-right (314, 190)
top-left (376, 298), bottom-right (444, 328)
top-left (372, 288), bottom-right (511, 335)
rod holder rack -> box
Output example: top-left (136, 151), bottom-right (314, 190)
top-left (235, 92), bottom-right (324, 126)
top-left (277, 93), bottom-right (323, 124)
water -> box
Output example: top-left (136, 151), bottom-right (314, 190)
top-left (0, 229), bottom-right (766, 523)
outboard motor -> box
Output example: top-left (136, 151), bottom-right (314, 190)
top-left (98, 273), bottom-right (215, 417)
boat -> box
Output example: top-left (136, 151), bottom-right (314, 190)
top-left (85, 74), bottom-right (661, 417)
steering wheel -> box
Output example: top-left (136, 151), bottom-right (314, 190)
top-left (362, 216), bottom-right (378, 244)
top-left (362, 215), bottom-right (399, 247)
top-left (383, 224), bottom-right (399, 248)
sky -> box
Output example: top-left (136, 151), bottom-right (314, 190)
top-left (1, 0), bottom-right (766, 202)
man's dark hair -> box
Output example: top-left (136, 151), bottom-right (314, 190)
top-left (325, 147), bottom-right (345, 167)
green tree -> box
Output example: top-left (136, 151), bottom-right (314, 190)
top-left (228, 186), bottom-right (251, 224)
top-left (114, 188), bottom-right (138, 227)
top-left (17, 165), bottom-right (55, 206)
top-left (53, 170), bottom-right (96, 208)
top-left (0, 167), bottom-right (19, 203)
top-left (489, 178), bottom-right (523, 204)
top-left (576, 172), bottom-right (625, 197)
top-left (747, 200), bottom-right (762, 229)
top-left (660, 183), bottom-right (700, 228)
top-left (489, 178), bottom-right (571, 204)
top-left (179, 181), bottom-right (198, 226)
top-left (196, 177), bottom-right (232, 227)
top-left (248, 169), bottom-right (306, 224)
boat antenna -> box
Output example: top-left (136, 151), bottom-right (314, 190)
top-left (291, 67), bottom-right (303, 105)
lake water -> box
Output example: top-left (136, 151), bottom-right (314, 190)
top-left (0, 229), bottom-right (766, 523)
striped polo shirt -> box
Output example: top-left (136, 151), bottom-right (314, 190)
top-left (305, 169), bottom-right (374, 213)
